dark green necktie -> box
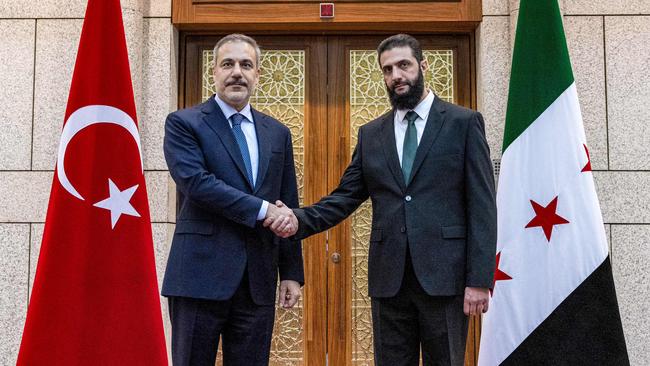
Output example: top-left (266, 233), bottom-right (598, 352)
top-left (401, 110), bottom-right (419, 184)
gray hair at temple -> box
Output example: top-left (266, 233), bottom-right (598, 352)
top-left (376, 34), bottom-right (424, 64)
top-left (213, 34), bottom-right (262, 68)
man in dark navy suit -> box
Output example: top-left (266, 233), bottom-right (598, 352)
top-left (269, 34), bottom-right (496, 366)
top-left (162, 34), bottom-right (304, 366)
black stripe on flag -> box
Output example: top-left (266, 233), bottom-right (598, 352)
top-left (502, 256), bottom-right (629, 365)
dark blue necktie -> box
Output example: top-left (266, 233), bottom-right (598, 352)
top-left (231, 113), bottom-right (254, 186)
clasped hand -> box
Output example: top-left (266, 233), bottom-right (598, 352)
top-left (263, 200), bottom-right (298, 238)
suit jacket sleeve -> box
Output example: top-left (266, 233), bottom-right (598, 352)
top-left (464, 112), bottom-right (497, 288)
top-left (278, 130), bottom-right (305, 284)
top-left (164, 112), bottom-right (263, 228)
top-left (293, 128), bottom-right (370, 240)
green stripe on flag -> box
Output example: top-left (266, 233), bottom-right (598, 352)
top-left (502, 0), bottom-right (574, 152)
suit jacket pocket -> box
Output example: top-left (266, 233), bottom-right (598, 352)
top-left (441, 225), bottom-right (466, 239)
top-left (175, 220), bottom-right (214, 235)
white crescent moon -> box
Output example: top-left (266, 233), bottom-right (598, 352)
top-left (56, 105), bottom-right (143, 201)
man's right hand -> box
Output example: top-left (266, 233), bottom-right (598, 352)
top-left (263, 200), bottom-right (298, 238)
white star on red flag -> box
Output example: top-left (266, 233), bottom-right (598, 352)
top-left (93, 179), bottom-right (141, 229)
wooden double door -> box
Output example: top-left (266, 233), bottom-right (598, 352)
top-left (181, 34), bottom-right (478, 366)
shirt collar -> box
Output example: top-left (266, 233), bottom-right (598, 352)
top-left (213, 94), bottom-right (254, 124)
top-left (395, 90), bottom-right (435, 123)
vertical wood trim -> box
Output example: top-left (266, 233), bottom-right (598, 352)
top-left (302, 36), bottom-right (329, 366)
top-left (178, 33), bottom-right (187, 109)
top-left (469, 31), bottom-right (477, 110)
top-left (326, 36), bottom-right (353, 366)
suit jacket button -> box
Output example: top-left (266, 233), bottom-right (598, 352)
top-left (405, 195), bottom-right (412, 202)
top-left (400, 227), bottom-right (406, 233)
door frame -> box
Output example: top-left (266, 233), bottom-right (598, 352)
top-left (178, 30), bottom-right (479, 366)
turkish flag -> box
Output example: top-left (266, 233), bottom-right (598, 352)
top-left (17, 0), bottom-right (168, 364)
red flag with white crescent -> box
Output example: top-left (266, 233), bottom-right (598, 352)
top-left (17, 0), bottom-right (168, 364)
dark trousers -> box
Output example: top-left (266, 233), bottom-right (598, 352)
top-left (168, 274), bottom-right (276, 366)
top-left (371, 254), bottom-right (468, 366)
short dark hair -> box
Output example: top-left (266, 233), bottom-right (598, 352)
top-left (376, 34), bottom-right (423, 64)
top-left (213, 33), bottom-right (261, 67)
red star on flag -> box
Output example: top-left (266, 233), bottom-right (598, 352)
top-left (491, 251), bottom-right (512, 296)
top-left (581, 144), bottom-right (592, 172)
top-left (525, 196), bottom-right (570, 241)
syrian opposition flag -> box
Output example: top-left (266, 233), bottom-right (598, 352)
top-left (17, 0), bottom-right (167, 364)
top-left (478, 1), bottom-right (629, 365)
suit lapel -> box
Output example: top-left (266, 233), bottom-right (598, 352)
top-left (380, 111), bottom-right (407, 193)
top-left (201, 98), bottom-right (254, 190)
top-left (252, 108), bottom-right (271, 193)
top-left (408, 97), bottom-right (446, 184)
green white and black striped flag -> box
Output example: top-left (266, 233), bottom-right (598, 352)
top-left (478, 1), bottom-right (629, 365)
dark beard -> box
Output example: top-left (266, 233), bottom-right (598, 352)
top-left (387, 69), bottom-right (425, 110)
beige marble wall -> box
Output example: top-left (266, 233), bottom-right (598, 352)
top-left (564, 16), bottom-right (608, 170)
top-left (477, 14), bottom-right (511, 159)
top-left (0, 224), bottom-right (29, 365)
top-left (0, 0), bottom-right (176, 363)
top-left (0, 20), bottom-right (34, 171)
top-left (1, 0), bottom-right (169, 19)
top-left (605, 16), bottom-right (650, 170)
top-left (142, 18), bottom-right (175, 170)
top-left (32, 19), bottom-right (83, 171)
top-left (611, 225), bottom-right (650, 366)
top-left (483, 0), bottom-right (509, 16)
top-left (565, 0), bottom-right (650, 15)
top-left (573, 15), bottom-right (650, 364)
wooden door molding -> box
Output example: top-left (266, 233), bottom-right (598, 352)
top-left (172, 0), bottom-right (482, 32)
top-left (181, 33), bottom-right (479, 366)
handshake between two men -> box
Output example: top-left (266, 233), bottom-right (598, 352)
top-left (160, 33), bottom-right (495, 366)
top-left (263, 200), bottom-right (298, 238)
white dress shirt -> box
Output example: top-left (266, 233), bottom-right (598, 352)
top-left (394, 90), bottom-right (435, 166)
top-left (214, 95), bottom-right (269, 220)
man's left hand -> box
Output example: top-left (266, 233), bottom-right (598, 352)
top-left (279, 280), bottom-right (302, 309)
top-left (463, 287), bottom-right (489, 316)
